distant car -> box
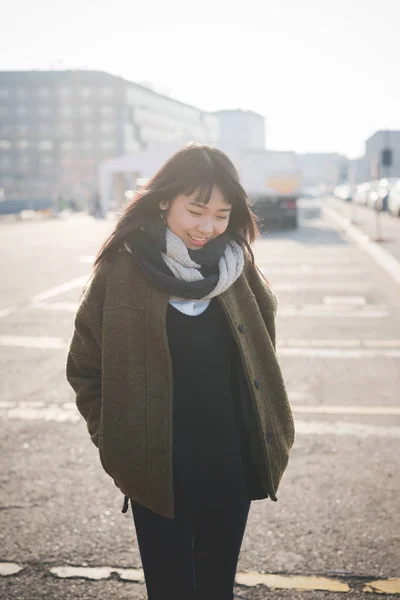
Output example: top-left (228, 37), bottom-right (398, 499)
top-left (298, 186), bottom-right (319, 199)
top-left (353, 182), bottom-right (373, 205)
top-left (251, 195), bottom-right (298, 230)
top-left (387, 180), bottom-right (400, 217)
top-left (334, 184), bottom-right (352, 202)
top-left (368, 178), bottom-right (399, 211)
top-left (366, 180), bottom-right (383, 210)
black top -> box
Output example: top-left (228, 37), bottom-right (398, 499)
top-left (166, 297), bottom-right (266, 508)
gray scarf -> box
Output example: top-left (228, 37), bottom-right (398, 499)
top-left (125, 216), bottom-right (244, 299)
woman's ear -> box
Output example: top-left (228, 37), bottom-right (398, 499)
top-left (159, 201), bottom-right (169, 211)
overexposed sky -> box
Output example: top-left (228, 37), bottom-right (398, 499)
top-left (1, 0), bottom-right (399, 158)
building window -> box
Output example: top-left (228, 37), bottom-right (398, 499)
top-left (37, 88), bottom-right (51, 98)
top-left (100, 105), bottom-right (115, 116)
top-left (0, 88), bottom-right (9, 98)
top-left (0, 107), bottom-right (9, 116)
top-left (60, 105), bottom-right (74, 117)
top-left (58, 123), bottom-right (75, 136)
top-left (38, 106), bottom-right (51, 117)
top-left (0, 157), bottom-right (11, 170)
top-left (59, 87), bottom-right (71, 97)
top-left (19, 156), bottom-right (31, 171)
top-left (80, 87), bottom-right (92, 98)
top-left (0, 140), bottom-right (11, 149)
top-left (101, 140), bottom-right (115, 150)
top-left (16, 106), bottom-right (28, 117)
top-left (16, 88), bottom-right (27, 99)
top-left (38, 124), bottom-right (51, 136)
top-left (60, 141), bottom-right (75, 150)
top-left (82, 123), bottom-right (94, 133)
top-left (16, 124), bottom-right (29, 135)
top-left (82, 141), bottom-right (94, 151)
top-left (40, 155), bottom-right (54, 164)
top-left (100, 87), bottom-right (114, 98)
top-left (81, 105), bottom-right (94, 116)
top-left (38, 140), bottom-right (53, 150)
top-left (100, 122), bottom-right (115, 133)
top-left (16, 140), bottom-right (30, 149)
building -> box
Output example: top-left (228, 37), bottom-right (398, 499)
top-left (211, 109), bottom-right (266, 150)
top-left (0, 70), bottom-right (220, 212)
top-left (346, 130), bottom-right (400, 185)
top-left (364, 130), bottom-right (400, 180)
top-left (98, 108), bottom-right (268, 212)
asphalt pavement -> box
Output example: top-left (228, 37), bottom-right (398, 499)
top-left (0, 202), bottom-right (399, 599)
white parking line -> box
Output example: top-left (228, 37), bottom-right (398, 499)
top-left (323, 296), bottom-right (366, 306)
top-left (0, 335), bottom-right (66, 349)
top-left (2, 401), bottom-right (400, 426)
top-left (278, 305), bottom-right (388, 318)
top-left (292, 405), bottom-right (400, 416)
top-left (0, 307), bottom-right (17, 319)
top-left (32, 302), bottom-right (79, 312)
top-left (295, 420), bottom-right (400, 438)
top-left (273, 282), bottom-right (371, 291)
top-left (263, 266), bottom-right (365, 275)
top-left (281, 339), bottom-right (400, 348)
top-left (31, 276), bottom-right (88, 303)
top-left (27, 300), bottom-right (388, 320)
top-left (279, 347), bottom-right (400, 358)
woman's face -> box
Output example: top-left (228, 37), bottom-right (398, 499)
top-left (160, 186), bottom-right (232, 249)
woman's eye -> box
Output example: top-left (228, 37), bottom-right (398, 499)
top-left (188, 210), bottom-right (227, 220)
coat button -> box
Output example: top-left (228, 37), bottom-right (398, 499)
top-left (254, 379), bottom-right (260, 389)
top-left (238, 324), bottom-right (245, 333)
top-left (265, 431), bottom-right (273, 443)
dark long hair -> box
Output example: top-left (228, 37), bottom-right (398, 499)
top-left (93, 142), bottom-right (260, 271)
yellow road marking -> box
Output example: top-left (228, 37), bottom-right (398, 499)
top-left (364, 578), bottom-right (400, 594)
top-left (236, 572), bottom-right (350, 592)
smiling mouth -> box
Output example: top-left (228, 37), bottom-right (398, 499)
top-left (189, 234), bottom-right (211, 242)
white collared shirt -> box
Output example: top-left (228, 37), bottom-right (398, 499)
top-left (169, 295), bottom-right (211, 316)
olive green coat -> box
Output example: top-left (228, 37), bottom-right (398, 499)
top-left (66, 246), bottom-right (295, 519)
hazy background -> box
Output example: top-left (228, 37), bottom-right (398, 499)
top-left (1, 0), bottom-right (399, 158)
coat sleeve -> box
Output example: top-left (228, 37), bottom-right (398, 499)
top-left (66, 261), bottom-right (109, 448)
top-left (245, 259), bottom-right (279, 350)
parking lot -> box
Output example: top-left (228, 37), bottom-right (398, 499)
top-left (1, 202), bottom-right (399, 599)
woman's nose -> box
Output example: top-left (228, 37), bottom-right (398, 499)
top-left (197, 219), bottom-right (214, 234)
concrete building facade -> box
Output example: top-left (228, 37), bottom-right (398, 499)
top-left (211, 109), bottom-right (266, 150)
top-left (364, 130), bottom-right (400, 180)
top-left (0, 70), bottom-right (220, 211)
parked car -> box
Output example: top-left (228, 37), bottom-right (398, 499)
top-left (251, 195), bottom-right (298, 229)
top-left (368, 178), bottom-right (399, 211)
top-left (334, 184), bottom-right (352, 202)
top-left (353, 182), bottom-right (373, 205)
top-left (298, 186), bottom-right (319, 199)
top-left (366, 180), bottom-right (383, 210)
top-left (388, 180), bottom-right (400, 217)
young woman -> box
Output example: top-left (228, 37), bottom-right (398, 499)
top-left (66, 142), bottom-right (295, 600)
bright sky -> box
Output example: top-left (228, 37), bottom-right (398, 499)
top-left (1, 0), bottom-right (399, 158)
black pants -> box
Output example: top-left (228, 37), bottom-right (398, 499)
top-left (131, 493), bottom-right (251, 600)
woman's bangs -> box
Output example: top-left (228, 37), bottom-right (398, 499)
top-left (180, 178), bottom-right (215, 205)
